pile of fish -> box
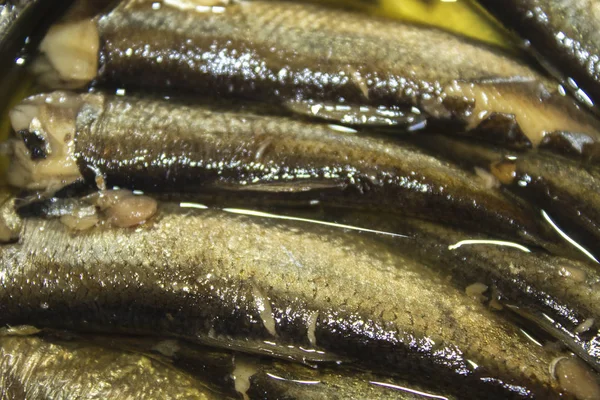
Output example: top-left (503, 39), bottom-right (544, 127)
top-left (2, 0), bottom-right (600, 398)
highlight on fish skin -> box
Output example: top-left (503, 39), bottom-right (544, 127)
top-left (0, 331), bottom-right (459, 400)
top-left (0, 332), bottom-right (229, 399)
top-left (410, 133), bottom-right (600, 263)
top-left (325, 208), bottom-right (600, 373)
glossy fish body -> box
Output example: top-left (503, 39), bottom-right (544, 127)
top-left (0, 204), bottom-right (565, 398)
top-left (8, 92), bottom-right (554, 244)
top-left (35, 0), bottom-right (600, 154)
top-left (327, 209), bottom-right (600, 371)
top-left (513, 152), bottom-right (600, 258)
top-left (412, 134), bottom-right (600, 262)
top-left (477, 0), bottom-right (600, 113)
top-left (0, 333), bottom-right (227, 400)
top-left (95, 334), bottom-right (456, 400)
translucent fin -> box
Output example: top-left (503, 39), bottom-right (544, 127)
top-left (214, 180), bottom-right (344, 193)
top-left (285, 100), bottom-right (427, 131)
top-left (506, 304), bottom-right (600, 373)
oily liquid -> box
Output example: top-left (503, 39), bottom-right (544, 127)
top-left (1, 1), bottom-right (598, 399)
top-left (373, 0), bottom-right (510, 48)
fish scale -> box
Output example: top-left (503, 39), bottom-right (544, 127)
top-left (0, 335), bottom-right (228, 399)
top-left (8, 92), bottom-right (553, 244)
top-left (323, 207), bottom-right (600, 372)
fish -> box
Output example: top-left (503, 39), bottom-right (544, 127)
top-left (321, 208), bottom-right (600, 372)
top-left (0, 202), bottom-right (569, 398)
top-left (0, 332), bottom-right (229, 399)
top-left (410, 133), bottom-right (600, 263)
top-left (477, 0), bottom-right (600, 115)
top-left (6, 91), bottom-right (558, 246)
top-left (86, 334), bottom-right (458, 400)
top-left (33, 0), bottom-right (600, 154)
top-left (20, 185), bottom-right (600, 366)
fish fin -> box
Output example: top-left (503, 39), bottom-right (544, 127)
top-left (0, 325), bottom-right (42, 337)
top-left (284, 100), bottom-right (426, 130)
top-left (506, 304), bottom-right (600, 372)
top-left (213, 180), bottom-right (344, 193)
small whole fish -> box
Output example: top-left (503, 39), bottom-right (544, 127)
top-left (7, 92), bottom-right (556, 245)
top-left (477, 0), bottom-right (600, 114)
top-left (411, 133), bottom-right (600, 262)
top-left (0, 203), bottom-right (569, 398)
top-left (0, 333), bottom-right (229, 399)
top-left (33, 0), bottom-right (600, 155)
top-left (90, 334), bottom-right (457, 400)
top-left (325, 208), bottom-right (600, 372)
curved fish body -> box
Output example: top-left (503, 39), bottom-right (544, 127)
top-left (0, 334), bottom-right (228, 400)
top-left (327, 209), bottom-right (600, 371)
top-left (0, 203), bottom-right (567, 398)
top-left (35, 0), bottom-right (600, 154)
top-left (94, 335), bottom-right (457, 400)
top-left (412, 134), bottom-right (600, 263)
top-left (477, 0), bottom-right (600, 115)
top-left (7, 92), bottom-right (555, 245)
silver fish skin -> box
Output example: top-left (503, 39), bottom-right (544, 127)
top-left (477, 0), bottom-right (600, 114)
top-left (0, 204), bottom-right (565, 398)
top-left (325, 208), bottom-right (600, 371)
top-left (7, 92), bottom-right (555, 246)
top-left (90, 334), bottom-right (457, 400)
top-left (411, 133), bottom-right (600, 262)
top-left (34, 0), bottom-right (600, 154)
top-left (0, 333), bottom-right (228, 400)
